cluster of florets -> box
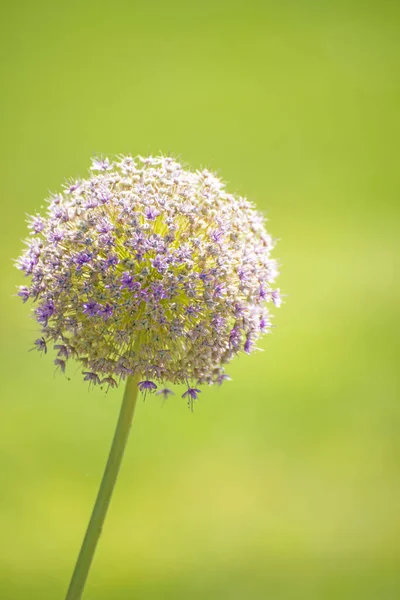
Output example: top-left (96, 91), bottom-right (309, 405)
top-left (16, 155), bottom-right (280, 406)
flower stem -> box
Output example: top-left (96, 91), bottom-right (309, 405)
top-left (65, 374), bottom-right (140, 600)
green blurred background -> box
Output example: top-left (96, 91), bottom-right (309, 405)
top-left (0, 1), bottom-right (398, 598)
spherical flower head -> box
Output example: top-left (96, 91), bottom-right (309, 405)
top-left (16, 155), bottom-right (281, 399)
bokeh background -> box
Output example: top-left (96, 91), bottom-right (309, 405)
top-left (0, 1), bottom-right (399, 599)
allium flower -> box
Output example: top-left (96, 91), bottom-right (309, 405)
top-left (16, 154), bottom-right (282, 600)
top-left (16, 155), bottom-right (280, 400)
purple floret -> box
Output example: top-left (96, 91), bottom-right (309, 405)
top-left (48, 229), bottom-right (65, 244)
top-left (182, 387), bottom-right (201, 400)
top-left (31, 337), bottom-right (47, 354)
top-left (54, 358), bottom-right (66, 373)
top-left (121, 272), bottom-right (134, 288)
top-left (229, 326), bottom-right (240, 348)
top-left (36, 300), bottom-right (55, 326)
top-left (144, 206), bottom-right (160, 220)
top-left (105, 254), bottom-right (118, 268)
top-left (91, 158), bottom-right (111, 172)
top-left (271, 289), bottom-right (281, 307)
top-left (156, 388), bottom-right (174, 399)
top-left (18, 286), bottom-right (30, 303)
top-left (17, 255), bottom-right (36, 275)
top-left (217, 374), bottom-right (231, 385)
top-left (101, 376), bottom-right (118, 389)
top-left (138, 380), bottom-right (157, 392)
top-left (83, 371), bottom-right (101, 385)
top-left (259, 284), bottom-right (267, 300)
top-left (101, 303), bottom-right (114, 320)
top-left (75, 252), bottom-right (92, 268)
top-left (83, 300), bottom-right (99, 317)
top-left (54, 344), bottom-right (69, 359)
top-left (213, 284), bottom-right (225, 298)
top-left (30, 216), bottom-right (45, 233)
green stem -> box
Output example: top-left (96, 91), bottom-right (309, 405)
top-left (65, 374), bottom-right (140, 600)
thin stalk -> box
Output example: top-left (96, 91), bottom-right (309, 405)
top-left (65, 374), bottom-right (140, 600)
